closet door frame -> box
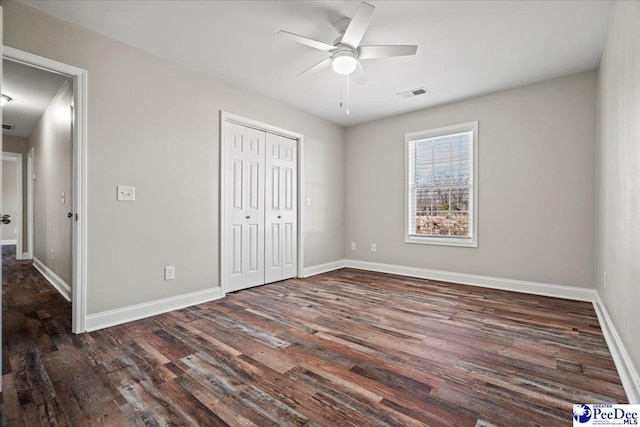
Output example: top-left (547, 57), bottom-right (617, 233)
top-left (220, 111), bottom-right (304, 295)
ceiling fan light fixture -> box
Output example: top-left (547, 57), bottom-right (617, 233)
top-left (1, 94), bottom-right (12, 107)
top-left (332, 50), bottom-right (357, 74)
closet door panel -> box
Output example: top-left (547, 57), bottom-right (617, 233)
top-left (225, 123), bottom-right (265, 292)
top-left (265, 133), bottom-right (297, 284)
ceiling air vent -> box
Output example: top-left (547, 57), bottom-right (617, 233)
top-left (2, 124), bottom-right (15, 130)
top-left (397, 87), bottom-right (429, 99)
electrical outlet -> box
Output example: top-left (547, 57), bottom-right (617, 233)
top-left (371, 243), bottom-right (377, 252)
top-left (604, 271), bottom-right (607, 289)
top-left (164, 266), bottom-right (175, 281)
top-left (351, 242), bottom-right (356, 250)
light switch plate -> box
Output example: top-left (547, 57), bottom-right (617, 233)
top-left (117, 185), bottom-right (136, 201)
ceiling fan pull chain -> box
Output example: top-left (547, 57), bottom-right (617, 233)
top-left (346, 73), bottom-right (350, 115)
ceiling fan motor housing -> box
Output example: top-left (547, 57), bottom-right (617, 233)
top-left (333, 17), bottom-right (352, 45)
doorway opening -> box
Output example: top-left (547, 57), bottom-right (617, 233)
top-left (1, 152), bottom-right (22, 258)
top-left (2, 46), bottom-right (88, 334)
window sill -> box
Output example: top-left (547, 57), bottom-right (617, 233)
top-left (405, 235), bottom-right (477, 248)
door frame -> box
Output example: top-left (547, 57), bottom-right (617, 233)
top-left (1, 152), bottom-right (23, 258)
top-left (26, 147), bottom-right (34, 260)
top-left (3, 46), bottom-right (88, 334)
top-left (219, 111), bottom-right (304, 295)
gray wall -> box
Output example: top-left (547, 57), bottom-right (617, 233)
top-left (345, 71), bottom-right (597, 288)
top-left (1, 158), bottom-right (18, 241)
top-left (596, 0), bottom-right (640, 387)
top-left (3, 135), bottom-right (29, 251)
top-left (28, 80), bottom-right (73, 286)
top-left (3, 135), bottom-right (29, 154)
top-left (2, 1), bottom-right (345, 314)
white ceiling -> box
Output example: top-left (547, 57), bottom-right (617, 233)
top-left (3, 60), bottom-right (69, 137)
top-left (21, 1), bottom-right (612, 127)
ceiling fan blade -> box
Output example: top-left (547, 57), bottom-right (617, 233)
top-left (358, 45), bottom-right (418, 59)
top-left (297, 57), bottom-right (333, 77)
top-left (341, 2), bottom-right (375, 49)
top-left (353, 61), bottom-right (367, 85)
top-left (278, 30), bottom-right (336, 52)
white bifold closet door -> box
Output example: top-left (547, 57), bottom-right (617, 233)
top-left (224, 122), bottom-right (297, 293)
top-left (264, 133), bottom-right (297, 284)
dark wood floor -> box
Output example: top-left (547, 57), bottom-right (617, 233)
top-left (0, 245), bottom-right (627, 426)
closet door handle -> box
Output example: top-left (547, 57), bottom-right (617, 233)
top-left (245, 216), bottom-right (250, 219)
top-left (277, 215), bottom-right (281, 219)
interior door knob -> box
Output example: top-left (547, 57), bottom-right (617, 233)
top-left (67, 212), bottom-right (73, 218)
top-left (1, 214), bottom-right (11, 224)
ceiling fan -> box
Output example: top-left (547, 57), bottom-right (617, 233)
top-left (279, 2), bottom-right (418, 80)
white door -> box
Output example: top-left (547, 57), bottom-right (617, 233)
top-left (265, 133), bottom-right (297, 284)
top-left (225, 123), bottom-right (266, 292)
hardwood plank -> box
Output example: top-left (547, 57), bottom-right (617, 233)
top-left (1, 373), bottom-right (25, 427)
top-left (42, 346), bottom-right (130, 426)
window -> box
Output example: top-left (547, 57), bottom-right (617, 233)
top-left (405, 121), bottom-right (478, 247)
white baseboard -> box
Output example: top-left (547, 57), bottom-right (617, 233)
top-left (593, 292), bottom-right (640, 403)
top-left (344, 259), bottom-right (596, 302)
top-left (33, 257), bottom-right (71, 302)
top-left (85, 287), bottom-right (223, 332)
top-left (301, 259), bottom-right (346, 277)
top-left (1, 239), bottom-right (17, 245)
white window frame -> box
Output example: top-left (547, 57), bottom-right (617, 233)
top-left (405, 121), bottom-right (478, 248)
